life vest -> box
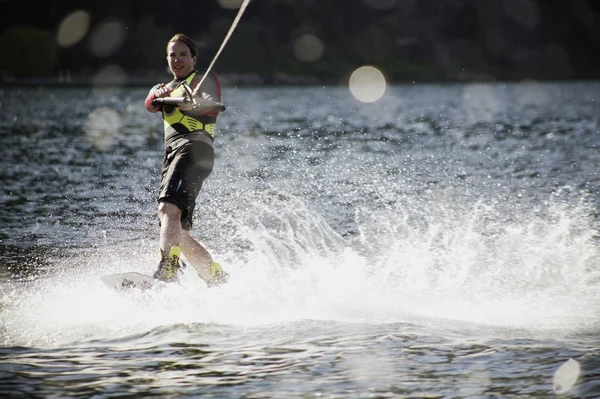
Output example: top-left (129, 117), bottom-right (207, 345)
top-left (162, 71), bottom-right (217, 142)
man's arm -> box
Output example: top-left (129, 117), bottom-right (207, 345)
top-left (144, 83), bottom-right (172, 113)
top-left (190, 73), bottom-right (222, 116)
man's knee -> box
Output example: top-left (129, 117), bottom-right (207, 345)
top-left (158, 201), bottom-right (182, 219)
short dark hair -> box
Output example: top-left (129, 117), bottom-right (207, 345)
top-left (167, 33), bottom-right (197, 57)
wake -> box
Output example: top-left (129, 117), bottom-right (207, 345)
top-left (2, 186), bottom-right (600, 347)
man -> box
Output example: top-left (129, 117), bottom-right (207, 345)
top-left (144, 33), bottom-right (228, 287)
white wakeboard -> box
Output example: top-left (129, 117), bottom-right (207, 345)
top-left (101, 272), bottom-right (157, 291)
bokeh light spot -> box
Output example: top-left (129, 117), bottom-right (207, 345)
top-left (84, 108), bottom-right (122, 149)
top-left (349, 66), bottom-right (387, 103)
top-left (89, 20), bottom-right (126, 58)
top-left (92, 65), bottom-right (127, 86)
top-left (293, 34), bottom-right (324, 62)
top-left (462, 84), bottom-right (502, 123)
top-left (515, 79), bottom-right (549, 107)
top-left (56, 10), bottom-right (90, 48)
top-left (553, 358), bottom-right (580, 394)
top-left (217, 0), bottom-right (244, 9)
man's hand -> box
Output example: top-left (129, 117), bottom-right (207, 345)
top-left (153, 84), bottom-right (172, 99)
top-left (179, 94), bottom-right (220, 112)
top-left (145, 83), bottom-right (172, 112)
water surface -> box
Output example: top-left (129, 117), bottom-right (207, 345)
top-left (1, 82), bottom-right (600, 397)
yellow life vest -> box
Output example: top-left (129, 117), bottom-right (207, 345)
top-left (162, 72), bottom-right (217, 139)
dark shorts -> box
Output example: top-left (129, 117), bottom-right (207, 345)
top-left (158, 137), bottom-right (214, 230)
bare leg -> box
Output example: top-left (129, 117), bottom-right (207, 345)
top-left (158, 202), bottom-right (183, 255)
top-left (158, 201), bottom-right (223, 284)
top-left (180, 230), bottom-right (214, 281)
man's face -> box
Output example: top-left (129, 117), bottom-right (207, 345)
top-left (167, 40), bottom-right (196, 79)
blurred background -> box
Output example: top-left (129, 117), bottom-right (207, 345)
top-left (1, 0), bottom-right (600, 86)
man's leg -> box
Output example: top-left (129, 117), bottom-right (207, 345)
top-left (180, 230), bottom-right (214, 281)
top-left (180, 231), bottom-right (229, 287)
top-left (154, 202), bottom-right (184, 282)
top-left (159, 202), bottom-right (183, 253)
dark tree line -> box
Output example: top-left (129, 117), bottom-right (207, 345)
top-left (1, 0), bottom-right (599, 84)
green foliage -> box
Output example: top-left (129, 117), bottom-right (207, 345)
top-left (2, 0), bottom-right (597, 82)
top-left (0, 26), bottom-right (57, 78)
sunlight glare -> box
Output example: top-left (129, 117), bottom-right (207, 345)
top-left (92, 65), bottom-right (127, 86)
top-left (89, 20), bottom-right (127, 58)
top-left (349, 66), bottom-right (387, 103)
top-left (462, 84), bottom-right (502, 123)
top-left (515, 79), bottom-right (549, 107)
top-left (293, 34), bottom-right (324, 62)
top-left (56, 10), bottom-right (90, 48)
top-left (553, 358), bottom-right (580, 394)
top-left (84, 108), bottom-right (122, 150)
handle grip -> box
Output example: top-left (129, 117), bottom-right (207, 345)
top-left (152, 97), bottom-right (187, 105)
top-left (152, 97), bottom-right (226, 111)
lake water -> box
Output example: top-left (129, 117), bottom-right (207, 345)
top-left (1, 82), bottom-right (600, 397)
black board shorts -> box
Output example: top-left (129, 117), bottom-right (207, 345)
top-left (158, 136), bottom-right (214, 230)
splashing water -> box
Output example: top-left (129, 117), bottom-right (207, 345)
top-left (2, 181), bottom-right (600, 348)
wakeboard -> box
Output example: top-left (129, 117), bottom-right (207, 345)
top-left (101, 272), bottom-right (157, 291)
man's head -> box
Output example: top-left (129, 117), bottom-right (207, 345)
top-left (166, 33), bottom-right (198, 79)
